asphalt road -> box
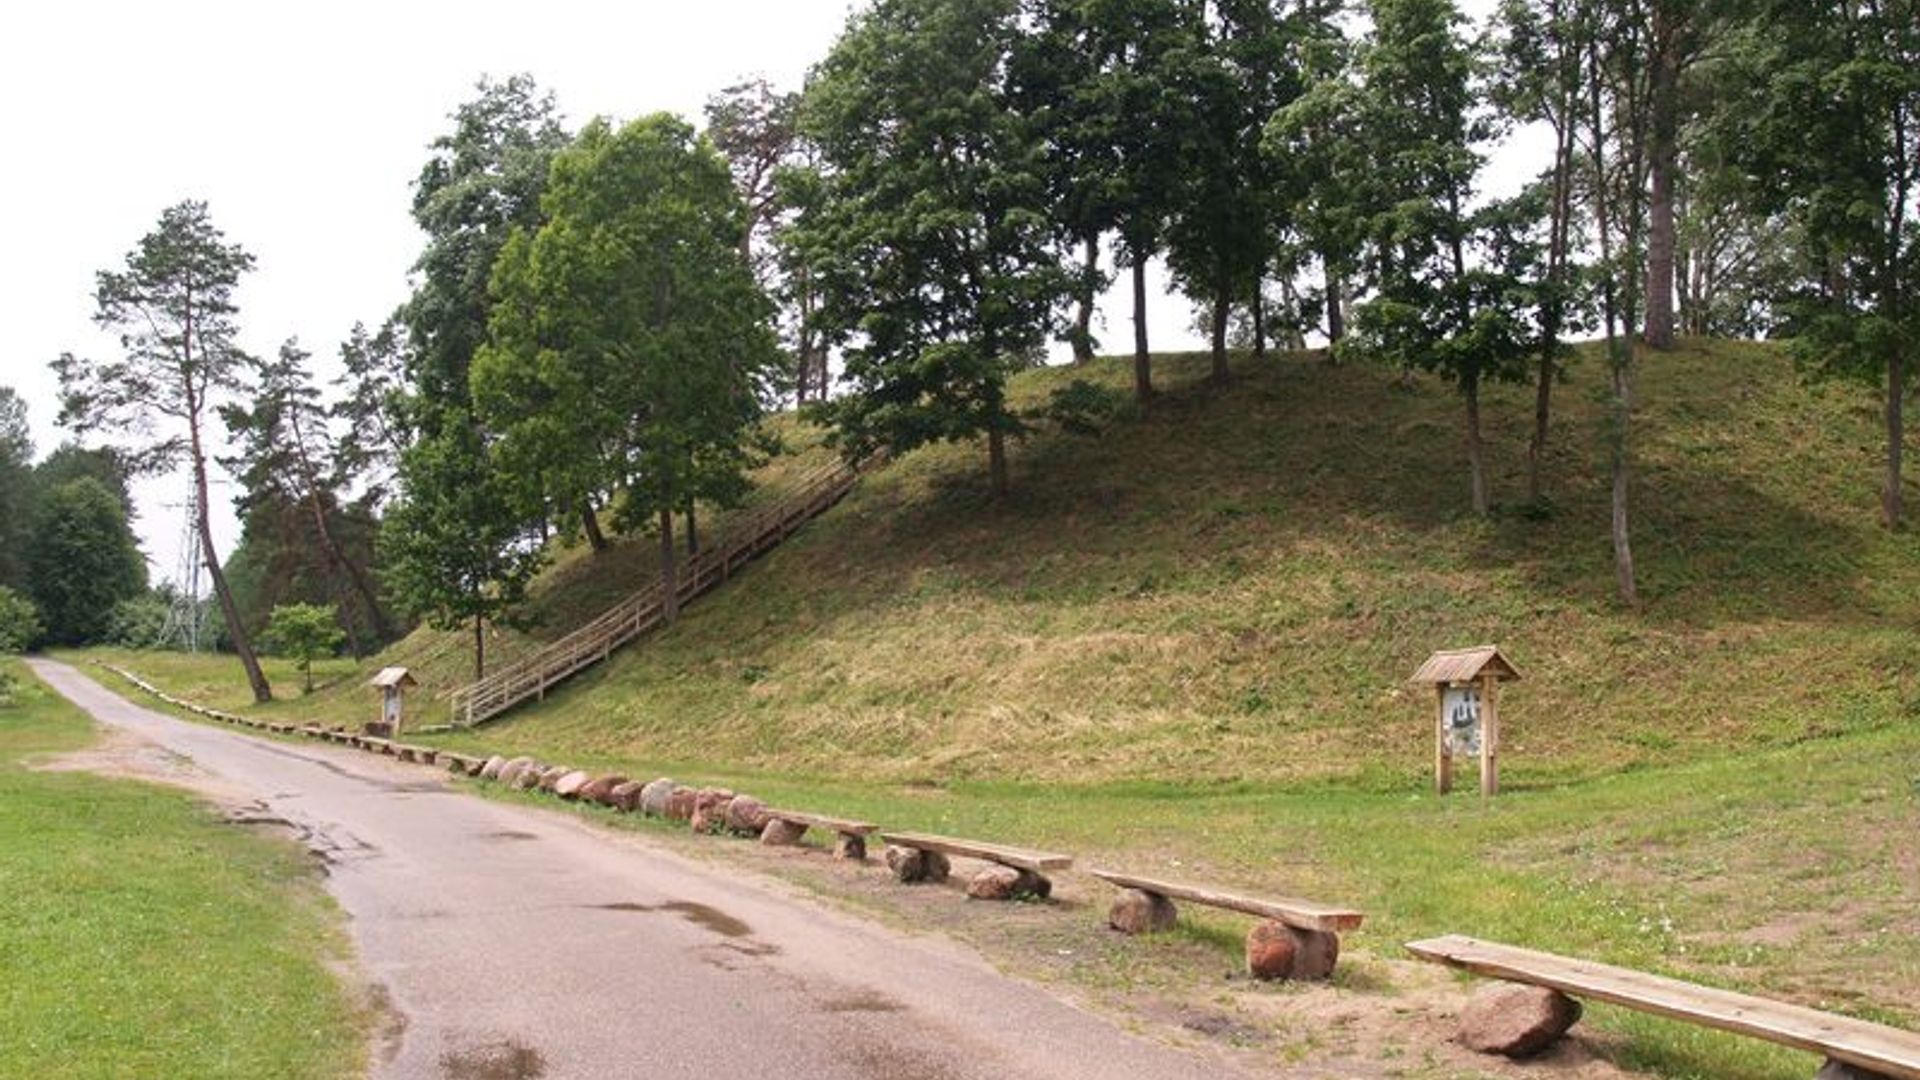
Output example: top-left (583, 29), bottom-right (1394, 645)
top-left (30, 660), bottom-right (1255, 1080)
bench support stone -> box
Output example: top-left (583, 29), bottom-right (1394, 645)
top-left (1457, 984), bottom-right (1583, 1058)
top-left (886, 845), bottom-right (950, 884)
top-left (1246, 920), bottom-right (1342, 981)
top-left (1817, 1060), bottom-right (1898, 1080)
top-left (761, 819), bottom-right (808, 846)
top-left (833, 832), bottom-right (867, 861)
top-left (1109, 889), bottom-right (1179, 934)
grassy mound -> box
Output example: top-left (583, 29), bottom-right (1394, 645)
top-left (401, 339), bottom-right (1918, 788)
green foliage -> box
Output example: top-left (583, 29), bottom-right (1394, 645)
top-left (222, 340), bottom-right (394, 650)
top-left (26, 479), bottom-right (146, 647)
top-left (381, 420), bottom-right (543, 672)
top-left (0, 388), bottom-right (32, 592)
top-left (261, 603), bottom-right (347, 693)
top-left (386, 75), bottom-right (570, 677)
top-left (475, 113), bottom-right (785, 550)
top-left (32, 442), bottom-right (134, 517)
top-left (794, 0), bottom-right (1071, 495)
top-left (105, 589), bottom-right (171, 649)
top-left (404, 74), bottom-right (570, 418)
top-left (0, 587), bottom-right (43, 653)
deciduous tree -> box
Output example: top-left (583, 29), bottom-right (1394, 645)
top-left (795, 0), bottom-right (1070, 497)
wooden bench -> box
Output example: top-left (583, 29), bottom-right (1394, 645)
top-left (1091, 869), bottom-right (1364, 980)
top-left (878, 831), bottom-right (1072, 900)
top-left (759, 808), bottom-right (878, 860)
top-left (1408, 935), bottom-right (1920, 1078)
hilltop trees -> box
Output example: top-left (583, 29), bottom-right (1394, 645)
top-left (53, 201), bottom-right (274, 698)
top-left (476, 114), bottom-right (783, 620)
top-left (795, 0), bottom-right (1070, 497)
top-left (383, 76), bottom-right (566, 677)
top-left (1721, 1), bottom-right (1920, 529)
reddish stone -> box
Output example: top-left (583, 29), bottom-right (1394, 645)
top-left (553, 771), bottom-right (593, 798)
top-left (1457, 984), bottom-right (1583, 1058)
top-left (1246, 921), bottom-right (1299, 980)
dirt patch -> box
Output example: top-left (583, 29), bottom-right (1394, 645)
top-left (818, 989), bottom-right (907, 1014)
top-left (589, 899), bottom-right (754, 938)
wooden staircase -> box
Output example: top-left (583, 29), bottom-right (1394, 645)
top-left (447, 461), bottom-right (860, 727)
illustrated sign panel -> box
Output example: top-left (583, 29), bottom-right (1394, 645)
top-left (1442, 685), bottom-right (1482, 756)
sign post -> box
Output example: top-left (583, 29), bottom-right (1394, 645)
top-left (1410, 646), bottom-right (1520, 797)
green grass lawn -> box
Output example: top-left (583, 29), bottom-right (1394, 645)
top-left (0, 659), bottom-right (364, 1080)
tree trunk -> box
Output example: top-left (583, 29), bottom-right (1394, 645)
top-left (473, 613), bottom-right (485, 682)
top-left (1252, 285), bottom-right (1267, 360)
top-left (191, 414), bottom-right (271, 702)
top-left (1645, 5), bottom-right (1679, 350)
top-left (987, 427), bottom-right (1009, 500)
top-left (1610, 348), bottom-right (1639, 604)
top-left (1072, 234), bottom-right (1099, 364)
top-left (1589, 31), bottom-right (1638, 606)
top-left (1529, 115), bottom-right (1577, 506)
top-left (659, 506), bottom-right (679, 622)
top-left (1324, 264), bottom-right (1346, 343)
top-left (1464, 375), bottom-right (1489, 517)
top-left (581, 500), bottom-right (609, 552)
top-left (685, 499), bottom-right (699, 557)
top-left (287, 409), bottom-right (394, 641)
top-left (1886, 349), bottom-right (1905, 529)
top-left (1131, 255), bottom-right (1152, 402)
top-left (1209, 289), bottom-right (1230, 384)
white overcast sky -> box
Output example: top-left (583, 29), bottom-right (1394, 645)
top-left (0, 0), bottom-right (1530, 588)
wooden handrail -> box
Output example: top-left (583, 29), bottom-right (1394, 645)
top-left (448, 461), bottom-right (859, 726)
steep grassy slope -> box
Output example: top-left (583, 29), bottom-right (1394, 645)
top-left (420, 339), bottom-right (1919, 787)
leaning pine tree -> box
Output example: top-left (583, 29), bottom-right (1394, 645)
top-left (54, 201), bottom-right (274, 700)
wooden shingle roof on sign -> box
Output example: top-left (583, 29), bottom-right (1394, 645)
top-left (369, 667), bottom-right (417, 690)
top-left (1409, 645), bottom-right (1521, 686)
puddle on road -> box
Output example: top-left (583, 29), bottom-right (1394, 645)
top-left (482, 830), bottom-right (538, 842)
top-left (440, 1039), bottom-right (545, 1080)
top-left (591, 900), bottom-right (752, 938)
top-left (819, 989), bottom-right (906, 1014)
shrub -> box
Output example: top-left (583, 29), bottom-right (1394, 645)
top-left (0, 587), bottom-right (43, 653)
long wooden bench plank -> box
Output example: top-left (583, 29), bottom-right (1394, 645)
top-left (765, 808), bottom-right (877, 835)
top-left (1090, 869), bottom-right (1364, 933)
top-left (879, 831), bottom-right (1072, 873)
top-left (1407, 935), bottom-right (1920, 1079)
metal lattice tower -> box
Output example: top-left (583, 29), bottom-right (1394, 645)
top-left (156, 486), bottom-right (208, 651)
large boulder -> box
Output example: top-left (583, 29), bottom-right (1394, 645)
top-left (510, 763), bottom-right (548, 791)
top-left (580, 775), bottom-right (629, 806)
top-left (640, 779), bottom-right (680, 817)
top-left (496, 757), bottom-right (535, 787)
top-left (537, 766), bottom-right (572, 792)
top-left (1457, 984), bottom-right (1583, 1058)
top-left (885, 845), bottom-right (950, 884)
top-left (690, 788), bottom-right (736, 834)
top-left (725, 795), bottom-right (772, 836)
top-left (607, 780), bottom-right (646, 812)
top-left (664, 787), bottom-right (698, 821)
top-left (1108, 889), bottom-right (1179, 934)
top-left (553, 771), bottom-right (593, 799)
